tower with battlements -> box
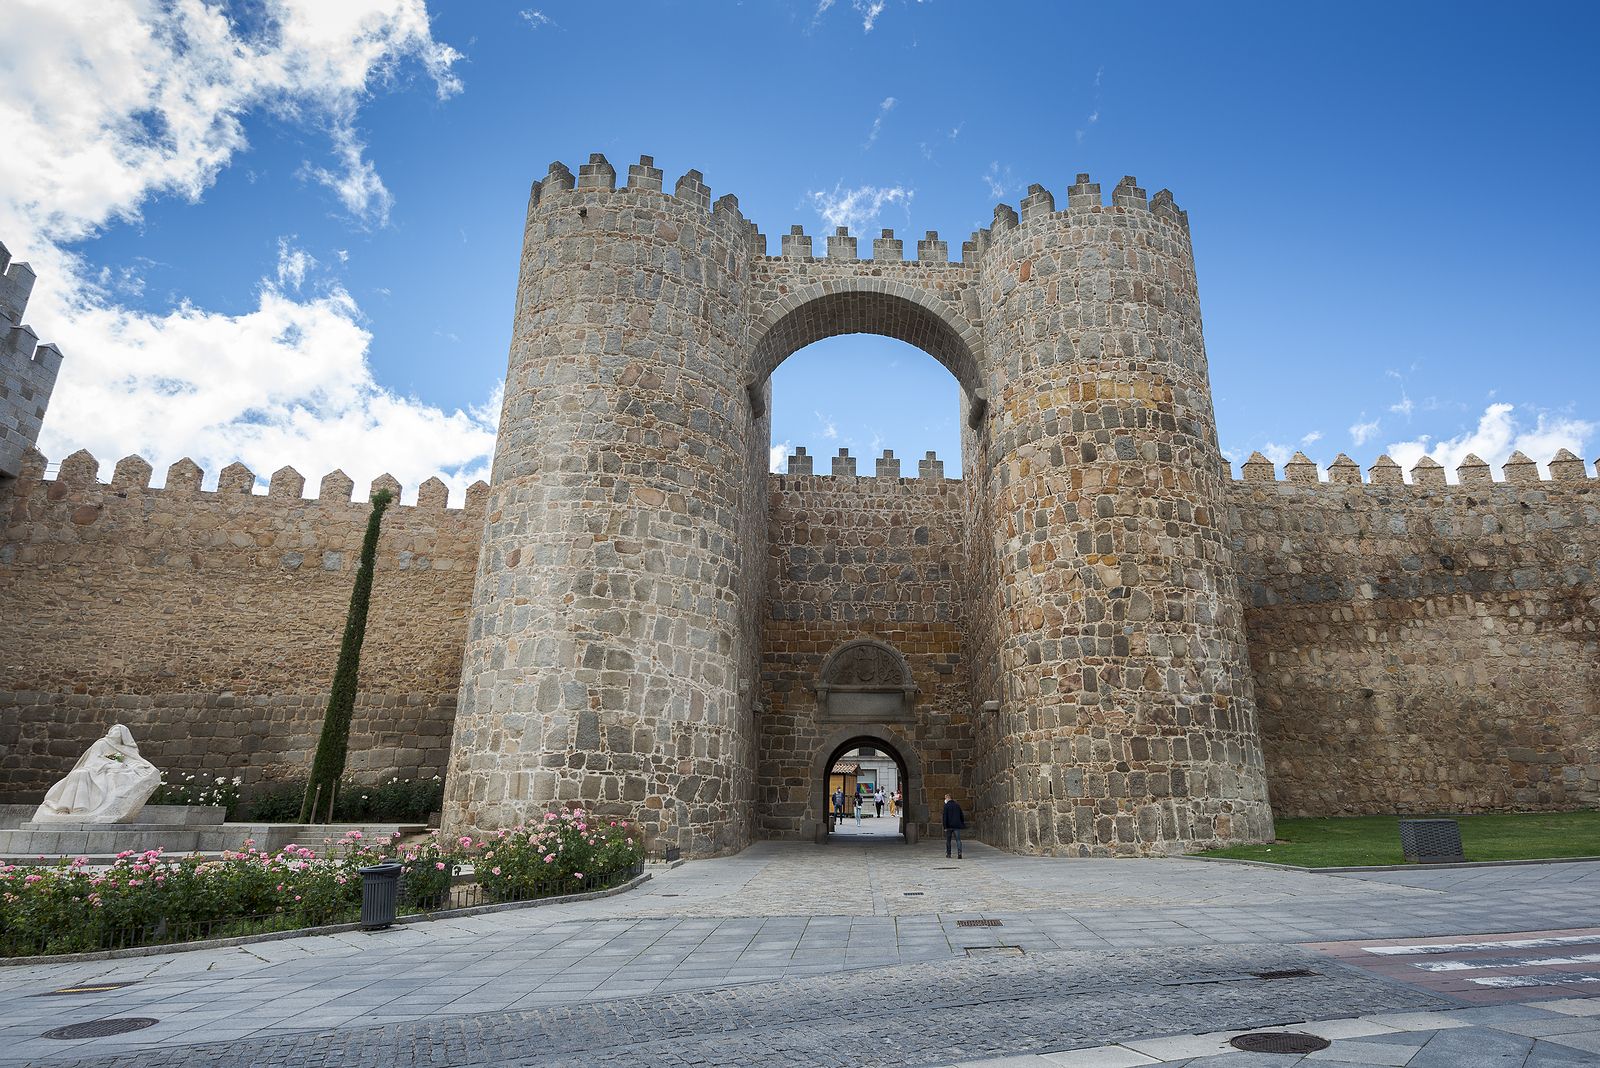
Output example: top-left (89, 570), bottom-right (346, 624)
top-left (441, 153), bottom-right (1272, 856)
top-left (6, 152), bottom-right (1592, 859)
top-left (0, 242), bottom-right (63, 479)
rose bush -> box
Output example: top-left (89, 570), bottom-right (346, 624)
top-left (0, 809), bottom-right (643, 956)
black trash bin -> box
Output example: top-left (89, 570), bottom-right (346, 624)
top-left (1399, 818), bottom-right (1465, 864)
top-left (359, 860), bottom-right (404, 929)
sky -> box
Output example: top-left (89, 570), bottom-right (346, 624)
top-left (2, 0), bottom-right (1597, 500)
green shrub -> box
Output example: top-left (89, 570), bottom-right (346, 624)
top-left (150, 772), bottom-right (242, 817)
top-left (243, 775), bottom-right (444, 823)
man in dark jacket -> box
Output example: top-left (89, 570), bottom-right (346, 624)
top-left (941, 794), bottom-right (966, 859)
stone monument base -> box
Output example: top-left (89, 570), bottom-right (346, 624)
top-left (0, 807), bottom-right (426, 859)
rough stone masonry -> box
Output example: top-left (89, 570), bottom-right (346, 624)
top-left (1, 153), bottom-right (1595, 857)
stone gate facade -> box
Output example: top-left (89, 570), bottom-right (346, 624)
top-left (3, 153), bottom-right (1597, 858)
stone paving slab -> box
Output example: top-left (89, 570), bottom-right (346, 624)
top-left (2, 943), bottom-right (1448, 1067)
top-left (938, 999), bottom-right (1600, 1066)
top-left (1, 842), bottom-right (1597, 1066)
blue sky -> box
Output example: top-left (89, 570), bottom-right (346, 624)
top-left (4, 1), bottom-right (1597, 497)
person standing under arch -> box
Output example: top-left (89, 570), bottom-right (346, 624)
top-left (942, 794), bottom-right (965, 859)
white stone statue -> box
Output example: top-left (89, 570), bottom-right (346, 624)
top-left (32, 725), bottom-right (162, 824)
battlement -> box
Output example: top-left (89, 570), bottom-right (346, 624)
top-left (1232, 448), bottom-right (1597, 488)
top-left (0, 240), bottom-right (63, 479)
top-left (525, 155), bottom-right (1188, 265)
top-left (773, 446), bottom-right (958, 484)
top-left (15, 447), bottom-right (489, 513)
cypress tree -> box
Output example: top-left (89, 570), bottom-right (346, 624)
top-left (300, 487), bottom-right (394, 823)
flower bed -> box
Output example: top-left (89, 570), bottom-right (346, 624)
top-left (0, 809), bottom-right (641, 958)
top-left (149, 773), bottom-right (242, 815)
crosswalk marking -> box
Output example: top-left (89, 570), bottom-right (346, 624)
top-left (1364, 933), bottom-right (1600, 956)
top-left (1415, 952), bottom-right (1600, 972)
top-left (1468, 972), bottom-right (1600, 989)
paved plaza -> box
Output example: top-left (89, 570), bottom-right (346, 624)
top-left (1, 842), bottom-right (1597, 1066)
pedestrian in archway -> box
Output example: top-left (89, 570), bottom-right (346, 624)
top-left (890, 788), bottom-right (900, 817)
top-left (874, 787), bottom-right (885, 818)
top-left (854, 792), bottom-right (863, 828)
top-left (942, 793), bottom-right (965, 859)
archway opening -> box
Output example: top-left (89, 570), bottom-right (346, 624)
top-left (817, 732), bottom-right (915, 845)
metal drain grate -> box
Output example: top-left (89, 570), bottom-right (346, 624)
top-left (903, 891), bottom-right (925, 896)
top-left (1250, 969), bottom-right (1318, 980)
top-left (934, 866), bottom-right (959, 870)
top-left (43, 1018), bottom-right (159, 1040)
top-left (1230, 1032), bottom-right (1331, 1054)
top-left (34, 982), bottom-right (140, 997)
top-left (956, 919), bottom-right (1003, 927)
top-left (965, 945), bottom-right (1023, 956)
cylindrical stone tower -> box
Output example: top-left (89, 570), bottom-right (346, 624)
top-left (443, 154), bottom-right (768, 856)
top-left (971, 174), bottom-right (1273, 855)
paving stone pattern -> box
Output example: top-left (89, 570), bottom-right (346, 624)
top-left (4, 943), bottom-right (1451, 1068)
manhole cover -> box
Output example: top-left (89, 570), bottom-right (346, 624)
top-left (1250, 968), bottom-right (1318, 980)
top-left (957, 919), bottom-right (1002, 927)
top-left (1230, 1032), bottom-right (1331, 1054)
top-left (43, 1018), bottom-right (159, 1040)
top-left (34, 982), bottom-right (140, 997)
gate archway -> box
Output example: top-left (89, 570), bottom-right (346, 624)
top-left (812, 724), bottom-right (922, 844)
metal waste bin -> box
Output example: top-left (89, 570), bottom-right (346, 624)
top-left (1399, 818), bottom-right (1465, 864)
top-left (358, 860), bottom-right (403, 929)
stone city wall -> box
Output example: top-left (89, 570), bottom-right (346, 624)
top-left (0, 448), bottom-right (484, 803)
top-left (757, 449), bottom-right (972, 840)
top-left (1230, 448), bottom-right (1600, 817)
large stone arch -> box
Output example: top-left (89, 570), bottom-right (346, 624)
top-left (809, 722), bottom-right (924, 842)
top-left (748, 279), bottom-right (986, 403)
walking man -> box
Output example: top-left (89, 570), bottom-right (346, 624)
top-left (874, 787), bottom-right (885, 818)
top-left (833, 787), bottom-right (845, 829)
top-left (942, 793), bottom-right (965, 859)
top-left (854, 792), bottom-right (863, 828)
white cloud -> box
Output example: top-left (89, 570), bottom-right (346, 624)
top-left (519, 9), bottom-right (554, 29)
top-left (982, 161), bottom-right (1015, 199)
top-left (855, 0), bottom-right (887, 32)
top-left (808, 183), bottom-right (913, 231)
top-left (949, 122), bottom-right (964, 140)
top-left (769, 442), bottom-right (791, 473)
top-left (1260, 442), bottom-right (1295, 468)
top-left (1384, 403), bottom-right (1594, 482)
top-left (1349, 418), bottom-right (1381, 446)
top-left (1389, 392), bottom-right (1414, 418)
top-left (2, 1), bottom-right (492, 500)
top-left (815, 411), bottom-right (839, 441)
top-left (865, 96), bottom-right (896, 148)
top-left (302, 119), bottom-right (394, 226)
top-left (275, 239), bottom-right (317, 290)
top-left (1299, 430), bottom-right (1322, 447)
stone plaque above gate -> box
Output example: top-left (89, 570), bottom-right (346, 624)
top-left (815, 639), bottom-right (917, 722)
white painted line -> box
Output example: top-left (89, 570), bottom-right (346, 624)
top-left (1468, 973), bottom-right (1600, 988)
top-left (1364, 933), bottom-right (1600, 956)
top-left (1416, 952), bottom-right (1600, 972)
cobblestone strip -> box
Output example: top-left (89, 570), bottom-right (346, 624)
top-left (14, 943), bottom-right (1451, 1068)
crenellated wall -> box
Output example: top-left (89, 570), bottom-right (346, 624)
top-left (0, 448), bottom-right (485, 802)
top-left (5, 154), bottom-right (1596, 856)
top-left (1230, 448), bottom-right (1600, 816)
top-left (0, 241), bottom-right (63, 479)
top-left (757, 448), bottom-right (971, 841)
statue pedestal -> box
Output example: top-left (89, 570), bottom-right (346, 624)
top-left (0, 813), bottom-right (427, 860)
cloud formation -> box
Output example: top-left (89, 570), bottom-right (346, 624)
top-left (1384, 403), bottom-right (1593, 481)
top-left (0, 1), bottom-right (499, 500)
top-left (808, 183), bottom-right (913, 231)
top-left (865, 97), bottom-right (897, 148)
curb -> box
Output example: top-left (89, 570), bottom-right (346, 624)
top-left (0, 872), bottom-right (651, 967)
top-left (1182, 853), bottom-right (1600, 874)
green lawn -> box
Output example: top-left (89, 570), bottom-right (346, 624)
top-left (1197, 811), bottom-right (1600, 868)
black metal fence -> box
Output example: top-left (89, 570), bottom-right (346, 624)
top-left (1, 858), bottom-right (646, 959)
